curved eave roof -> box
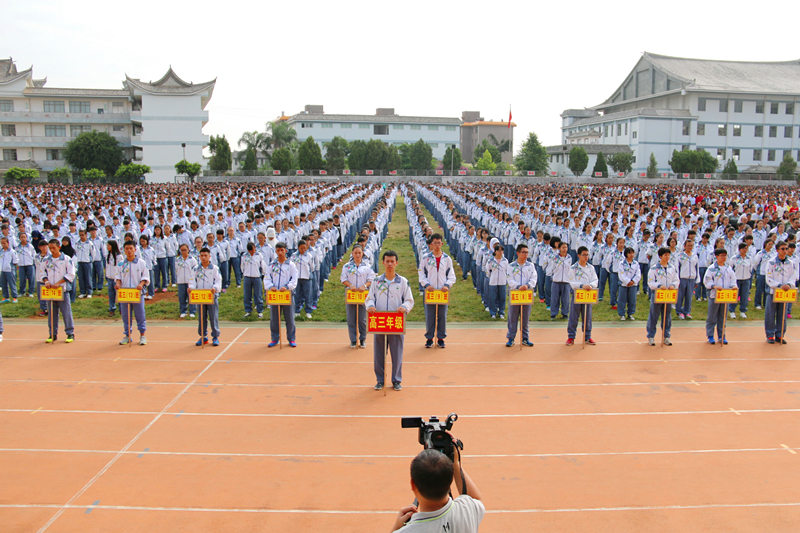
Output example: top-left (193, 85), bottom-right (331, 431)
top-left (0, 66), bottom-right (32, 85)
top-left (124, 76), bottom-right (216, 96)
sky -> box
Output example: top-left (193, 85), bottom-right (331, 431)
top-left (5, 0), bottom-right (800, 156)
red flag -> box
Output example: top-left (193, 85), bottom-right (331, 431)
top-left (508, 108), bottom-right (512, 129)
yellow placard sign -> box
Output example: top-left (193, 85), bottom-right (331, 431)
top-left (424, 289), bottom-right (450, 305)
top-left (574, 289), bottom-right (598, 304)
top-left (117, 288), bottom-right (142, 303)
top-left (714, 288), bottom-right (738, 304)
top-left (655, 288), bottom-right (678, 304)
top-left (267, 290), bottom-right (292, 305)
top-left (774, 288), bottom-right (798, 303)
top-left (346, 290), bottom-right (368, 304)
top-left (40, 285), bottom-right (64, 301)
top-left (189, 289), bottom-right (214, 305)
top-left (509, 289), bottom-right (533, 305)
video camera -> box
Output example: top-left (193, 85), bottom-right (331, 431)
top-left (401, 413), bottom-right (462, 462)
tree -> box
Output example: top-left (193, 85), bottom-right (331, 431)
top-left (242, 148), bottom-right (258, 171)
top-left (721, 158), bottom-right (738, 178)
top-left (777, 152), bottom-right (798, 180)
top-left (473, 139), bottom-right (501, 164)
top-left (608, 152), bottom-right (633, 175)
top-left (365, 139), bottom-right (388, 170)
top-left (175, 159), bottom-right (202, 181)
top-left (592, 151), bottom-right (608, 177)
top-left (324, 136), bottom-right (349, 172)
top-left (4, 167), bottom-right (39, 184)
top-left (347, 140), bottom-right (368, 171)
top-left (271, 148), bottom-right (292, 172)
top-left (568, 146), bottom-right (589, 176)
top-left (264, 121), bottom-right (298, 152)
top-left (486, 133), bottom-right (511, 154)
top-left (398, 143), bottom-right (413, 169)
top-left (668, 149), bottom-right (719, 174)
top-left (237, 131), bottom-right (265, 163)
top-left (208, 135), bottom-right (232, 171)
top-left (115, 163), bottom-right (151, 183)
top-left (442, 146), bottom-right (463, 172)
top-left (647, 153), bottom-right (659, 178)
top-left (514, 132), bottom-right (548, 174)
top-left (64, 131), bottom-right (124, 176)
top-left (385, 145), bottom-right (402, 171)
top-left (81, 168), bottom-right (105, 182)
top-left (49, 167), bottom-right (71, 180)
top-left (409, 139), bottom-right (433, 171)
top-left (475, 149), bottom-right (497, 171)
top-left (298, 137), bottom-right (325, 170)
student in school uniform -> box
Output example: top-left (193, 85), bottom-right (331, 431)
top-left (419, 233), bottom-right (456, 348)
top-left (676, 238), bottom-right (699, 319)
top-left (241, 242), bottom-right (267, 319)
top-left (116, 240), bottom-right (150, 346)
top-left (505, 243), bottom-right (536, 348)
top-left (646, 247), bottom-right (680, 346)
top-left (704, 249), bottom-right (736, 345)
top-left (765, 241), bottom-right (798, 344)
top-left (39, 239), bottom-right (76, 343)
top-left (176, 243), bottom-right (198, 319)
top-left (753, 239), bottom-right (775, 311)
top-left (263, 242), bottom-right (298, 348)
top-left (549, 241), bottom-right (572, 320)
top-left (105, 240), bottom-right (123, 317)
top-left (729, 242), bottom-right (754, 319)
top-left (15, 232), bottom-right (36, 298)
top-left (365, 250), bottom-right (415, 391)
top-left (617, 247), bottom-right (641, 321)
top-left (189, 247), bottom-right (222, 347)
top-left (566, 245), bottom-right (599, 346)
top-left (484, 242), bottom-right (509, 320)
top-left (74, 229), bottom-right (96, 299)
top-left (341, 243), bottom-right (375, 349)
top-left (291, 239), bottom-right (315, 319)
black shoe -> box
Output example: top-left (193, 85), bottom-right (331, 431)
top-left (437, 339), bottom-right (445, 348)
top-left (425, 339), bottom-right (433, 348)
top-left (350, 341), bottom-right (357, 349)
top-left (767, 337), bottom-right (776, 344)
top-left (778, 338), bottom-right (788, 345)
top-left (359, 339), bottom-right (366, 349)
top-left (374, 382), bottom-right (384, 390)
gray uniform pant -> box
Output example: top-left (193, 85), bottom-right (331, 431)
top-left (567, 301), bottom-right (593, 341)
top-left (507, 303), bottom-right (531, 341)
top-left (706, 297), bottom-right (726, 339)
top-left (764, 294), bottom-right (788, 339)
top-left (646, 302), bottom-right (672, 339)
top-left (374, 334), bottom-right (404, 384)
top-left (121, 300), bottom-right (146, 336)
top-left (270, 299), bottom-right (296, 342)
top-left (48, 298), bottom-right (75, 337)
top-left (424, 303), bottom-right (448, 340)
top-left (346, 303), bottom-right (367, 343)
top-left (198, 300), bottom-right (220, 339)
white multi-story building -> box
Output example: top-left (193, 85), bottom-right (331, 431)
top-left (0, 58), bottom-right (215, 182)
top-left (283, 105), bottom-right (460, 160)
top-left (550, 52), bottom-right (800, 175)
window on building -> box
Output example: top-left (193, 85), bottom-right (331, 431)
top-left (45, 125), bottom-right (66, 137)
top-left (733, 124), bottom-right (741, 137)
top-left (698, 98), bottom-right (706, 112)
top-left (428, 125), bottom-right (439, 131)
top-left (624, 123), bottom-right (628, 135)
top-left (0, 99), bottom-right (13, 112)
top-left (2, 149), bottom-right (17, 161)
top-left (46, 149), bottom-right (64, 160)
top-left (732, 148), bottom-right (740, 160)
top-left (680, 121), bottom-right (690, 136)
top-left (717, 148), bottom-right (725, 159)
top-left (771, 102), bottom-right (779, 114)
top-left (717, 124), bottom-right (726, 136)
top-left (697, 123), bottom-right (705, 135)
top-left (617, 124), bottom-right (622, 136)
top-left (69, 101), bottom-right (90, 113)
top-left (300, 123), bottom-right (313, 128)
top-left (719, 99), bottom-right (728, 112)
top-left (1, 124), bottom-right (15, 136)
top-left (112, 125), bottom-right (124, 132)
top-left (43, 101), bottom-right (65, 113)
top-left (787, 103), bottom-right (795, 115)
top-left (756, 102), bottom-right (764, 114)
top-left (768, 149), bottom-right (776, 161)
top-left (340, 123), bottom-right (351, 129)
top-left (393, 125), bottom-right (404, 130)
top-left (409, 125), bottom-right (420, 131)
top-left (632, 155), bottom-right (636, 164)
top-left (359, 124), bottom-right (370, 129)
top-left (734, 100), bottom-right (743, 113)
top-left (769, 125), bottom-right (777, 137)
top-left (446, 126), bottom-right (456, 131)
top-left (112, 102), bottom-right (124, 113)
top-left (70, 125), bottom-right (91, 137)
top-left (429, 143), bottom-right (438, 148)
top-left (785, 126), bottom-right (793, 138)
top-left (682, 145), bottom-right (690, 151)
top-left (603, 125), bottom-right (608, 137)
top-left (321, 123), bottom-right (333, 129)
top-left (374, 125), bottom-right (389, 135)
top-left (632, 131), bottom-right (637, 139)
top-left (97, 108), bottom-right (104, 114)
top-left (755, 125), bottom-right (763, 137)
top-left (753, 149), bottom-right (762, 161)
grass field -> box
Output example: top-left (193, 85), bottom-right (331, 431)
top-left (0, 193), bottom-right (790, 326)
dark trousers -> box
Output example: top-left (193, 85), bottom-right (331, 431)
top-left (424, 303), bottom-right (448, 340)
top-left (77, 262), bottom-right (93, 296)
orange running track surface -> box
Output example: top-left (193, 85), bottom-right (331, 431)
top-left (1, 321), bottom-right (800, 533)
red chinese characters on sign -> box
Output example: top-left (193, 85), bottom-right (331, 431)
top-left (389, 170), bottom-right (397, 175)
top-left (320, 170), bottom-right (327, 175)
top-left (458, 170), bottom-right (467, 175)
top-left (296, 170), bottom-right (305, 175)
top-left (368, 312), bottom-right (405, 335)
top-left (366, 170), bottom-right (374, 175)
top-left (504, 170), bottom-right (512, 176)
top-left (527, 171), bottom-right (535, 176)
top-left (481, 170), bottom-right (489, 176)
top-left (435, 170), bottom-right (443, 175)
top-left (343, 169), bottom-right (351, 175)
top-left (273, 170), bottom-right (280, 175)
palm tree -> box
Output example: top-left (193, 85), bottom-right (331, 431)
top-left (264, 121), bottom-right (298, 152)
top-left (237, 131), bottom-right (266, 163)
top-left (487, 133), bottom-right (511, 154)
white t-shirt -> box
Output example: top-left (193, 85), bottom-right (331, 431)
top-left (402, 495), bottom-right (485, 532)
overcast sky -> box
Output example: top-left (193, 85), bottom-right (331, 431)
top-left (6, 0), bottom-right (799, 156)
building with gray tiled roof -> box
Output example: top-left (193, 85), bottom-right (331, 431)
top-left (551, 52), bottom-right (800, 175)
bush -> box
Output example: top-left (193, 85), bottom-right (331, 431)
top-left (82, 168), bottom-right (105, 182)
top-left (4, 167), bottom-right (39, 184)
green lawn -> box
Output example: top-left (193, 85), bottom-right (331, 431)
top-left (0, 193), bottom-right (788, 325)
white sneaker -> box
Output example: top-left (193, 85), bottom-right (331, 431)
top-left (179, 313), bottom-right (187, 318)
top-left (172, 284), bottom-right (176, 287)
top-left (87, 294), bottom-right (92, 299)
top-left (244, 312), bottom-right (251, 318)
top-left (740, 312), bottom-right (747, 319)
top-left (628, 316), bottom-right (636, 321)
top-left (306, 313), bottom-right (312, 319)
top-left (756, 306), bottom-right (762, 310)
top-left (189, 313), bottom-right (195, 318)
top-left (730, 312), bottom-right (736, 319)
top-left (257, 312), bottom-right (263, 319)
top-left (620, 315), bottom-right (626, 321)
top-left (664, 337), bottom-right (673, 346)
top-left (78, 294), bottom-right (86, 299)
top-left (647, 337), bottom-right (655, 346)
top-left (0, 333), bottom-right (3, 342)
